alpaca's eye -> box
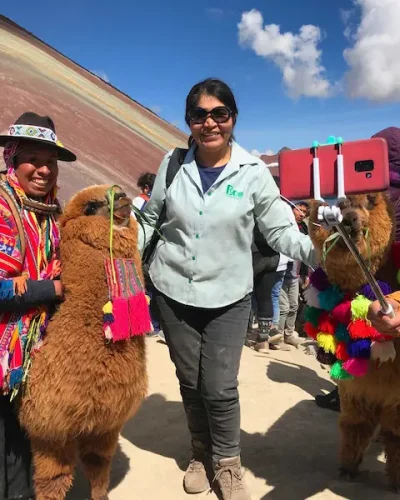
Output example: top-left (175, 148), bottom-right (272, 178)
top-left (84, 201), bottom-right (104, 216)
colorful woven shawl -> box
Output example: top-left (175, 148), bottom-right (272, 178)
top-left (0, 143), bottom-right (60, 397)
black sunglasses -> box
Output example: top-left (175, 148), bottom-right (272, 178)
top-left (189, 106), bottom-right (232, 125)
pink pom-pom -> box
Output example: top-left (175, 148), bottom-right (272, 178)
top-left (343, 358), bottom-right (370, 377)
top-left (331, 300), bottom-right (352, 325)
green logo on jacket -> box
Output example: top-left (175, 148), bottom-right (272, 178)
top-left (226, 185), bottom-right (244, 199)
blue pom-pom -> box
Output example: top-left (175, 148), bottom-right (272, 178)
top-left (103, 313), bottom-right (114, 324)
top-left (319, 286), bottom-right (344, 311)
top-left (347, 339), bottom-right (371, 359)
top-left (335, 323), bottom-right (350, 343)
top-left (0, 280), bottom-right (14, 300)
top-left (9, 367), bottom-right (23, 389)
top-left (360, 281), bottom-right (392, 301)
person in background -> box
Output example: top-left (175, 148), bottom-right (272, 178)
top-left (132, 172), bottom-right (156, 213)
top-left (276, 201), bottom-right (306, 348)
top-left (140, 78), bottom-right (316, 500)
top-left (0, 112), bottom-right (74, 499)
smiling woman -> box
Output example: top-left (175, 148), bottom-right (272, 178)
top-left (140, 78), bottom-right (318, 500)
top-left (0, 111), bottom-right (76, 499)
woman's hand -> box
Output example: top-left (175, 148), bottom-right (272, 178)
top-left (53, 280), bottom-right (64, 300)
top-left (367, 299), bottom-right (400, 335)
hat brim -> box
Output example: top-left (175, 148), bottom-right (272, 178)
top-left (0, 135), bottom-right (76, 162)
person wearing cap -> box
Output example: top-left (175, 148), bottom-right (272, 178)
top-left (0, 112), bottom-right (76, 499)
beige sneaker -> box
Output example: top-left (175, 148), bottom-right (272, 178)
top-left (284, 333), bottom-right (304, 348)
top-left (183, 446), bottom-right (210, 494)
top-left (213, 456), bottom-right (250, 500)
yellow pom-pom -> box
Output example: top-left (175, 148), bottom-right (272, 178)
top-left (351, 294), bottom-right (371, 321)
top-left (146, 294), bottom-right (151, 305)
top-left (317, 332), bottom-right (337, 354)
top-left (102, 301), bottom-right (113, 314)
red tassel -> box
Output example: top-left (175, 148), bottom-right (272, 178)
top-left (331, 300), bottom-right (352, 325)
top-left (304, 322), bottom-right (318, 339)
top-left (110, 298), bottom-right (131, 341)
top-left (348, 320), bottom-right (373, 340)
top-left (336, 342), bottom-right (349, 361)
top-left (318, 313), bottom-right (336, 334)
top-left (128, 292), bottom-right (151, 336)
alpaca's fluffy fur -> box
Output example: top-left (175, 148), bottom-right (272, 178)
top-left (309, 193), bottom-right (400, 490)
top-left (18, 185), bottom-right (148, 500)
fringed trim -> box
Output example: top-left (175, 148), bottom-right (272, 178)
top-left (102, 292), bottom-right (151, 342)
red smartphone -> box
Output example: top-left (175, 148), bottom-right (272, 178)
top-left (279, 138), bottom-right (389, 200)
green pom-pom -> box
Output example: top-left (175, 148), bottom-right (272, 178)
top-left (351, 294), bottom-right (371, 321)
top-left (304, 306), bottom-right (322, 327)
top-left (330, 361), bottom-right (353, 380)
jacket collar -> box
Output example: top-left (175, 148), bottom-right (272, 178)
top-left (182, 141), bottom-right (259, 194)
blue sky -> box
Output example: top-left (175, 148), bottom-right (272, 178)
top-left (2, 0), bottom-right (400, 153)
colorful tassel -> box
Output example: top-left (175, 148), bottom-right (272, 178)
top-left (108, 298), bottom-right (130, 341)
top-left (310, 267), bottom-right (330, 291)
top-left (331, 300), bottom-right (352, 325)
top-left (336, 342), bottom-right (350, 361)
top-left (318, 314), bottom-right (336, 335)
top-left (128, 293), bottom-right (152, 336)
top-left (335, 323), bottom-right (351, 343)
top-left (317, 333), bottom-right (337, 354)
top-left (316, 347), bottom-right (337, 365)
top-left (348, 320), bottom-right (373, 340)
top-left (347, 339), bottom-right (371, 359)
top-left (343, 358), bottom-right (369, 377)
top-left (370, 340), bottom-right (396, 362)
top-left (319, 286), bottom-right (344, 311)
top-left (330, 360), bottom-right (353, 380)
top-left (303, 286), bottom-right (321, 309)
top-left (304, 306), bottom-right (322, 327)
top-left (360, 281), bottom-right (392, 301)
top-left (304, 322), bottom-right (318, 339)
top-left (351, 295), bottom-right (371, 321)
top-left (103, 301), bottom-right (113, 315)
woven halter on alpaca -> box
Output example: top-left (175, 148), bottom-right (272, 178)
top-left (304, 241), bottom-right (400, 381)
top-left (102, 186), bottom-right (151, 341)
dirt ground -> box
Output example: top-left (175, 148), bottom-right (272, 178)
top-left (66, 337), bottom-right (400, 500)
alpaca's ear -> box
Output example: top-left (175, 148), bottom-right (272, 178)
top-left (367, 193), bottom-right (379, 209)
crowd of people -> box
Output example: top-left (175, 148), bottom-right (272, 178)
top-left (0, 79), bottom-right (399, 500)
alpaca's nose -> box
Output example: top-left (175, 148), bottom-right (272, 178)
top-left (342, 210), bottom-right (362, 231)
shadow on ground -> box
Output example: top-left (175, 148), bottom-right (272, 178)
top-left (123, 358), bottom-right (398, 499)
top-left (266, 358), bottom-right (336, 397)
top-left (67, 443), bottom-right (130, 499)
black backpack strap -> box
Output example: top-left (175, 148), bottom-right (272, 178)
top-left (143, 148), bottom-right (188, 266)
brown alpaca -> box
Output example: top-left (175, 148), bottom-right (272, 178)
top-left (18, 185), bottom-right (148, 500)
top-left (308, 193), bottom-right (400, 491)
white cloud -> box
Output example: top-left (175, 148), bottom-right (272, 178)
top-left (238, 9), bottom-right (332, 99)
top-left (343, 0), bottom-right (400, 102)
top-left (251, 148), bottom-right (275, 157)
top-left (91, 70), bottom-right (110, 83)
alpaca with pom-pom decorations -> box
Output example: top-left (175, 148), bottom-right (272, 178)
top-left (307, 192), bottom-right (400, 492)
top-left (18, 185), bottom-right (149, 500)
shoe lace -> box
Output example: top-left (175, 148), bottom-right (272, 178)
top-left (213, 464), bottom-right (243, 496)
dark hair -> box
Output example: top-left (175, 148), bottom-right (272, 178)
top-left (137, 172), bottom-right (156, 190)
top-left (185, 78), bottom-right (238, 148)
